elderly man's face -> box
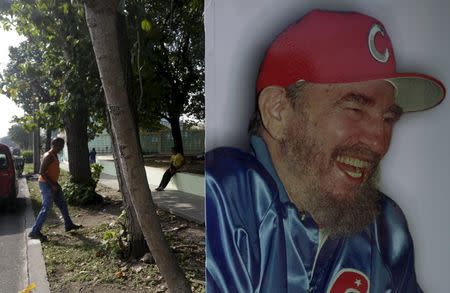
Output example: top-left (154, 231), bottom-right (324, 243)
top-left (281, 79), bottom-right (400, 236)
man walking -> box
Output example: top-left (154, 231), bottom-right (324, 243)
top-left (28, 137), bottom-right (82, 242)
top-left (206, 10), bottom-right (445, 292)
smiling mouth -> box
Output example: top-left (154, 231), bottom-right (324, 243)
top-left (335, 155), bottom-right (371, 180)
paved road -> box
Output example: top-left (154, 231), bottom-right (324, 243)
top-left (0, 180), bottom-right (29, 292)
top-left (0, 179), bottom-right (50, 293)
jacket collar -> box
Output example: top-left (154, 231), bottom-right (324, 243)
top-left (250, 135), bottom-right (292, 205)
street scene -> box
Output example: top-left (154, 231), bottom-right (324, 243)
top-left (0, 0), bottom-right (205, 292)
top-left (1, 161), bottom-right (204, 292)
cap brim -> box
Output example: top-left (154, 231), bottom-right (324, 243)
top-left (384, 73), bottom-right (446, 112)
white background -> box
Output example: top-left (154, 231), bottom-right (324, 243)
top-left (204, 0), bottom-right (450, 291)
top-left (0, 28), bottom-right (24, 138)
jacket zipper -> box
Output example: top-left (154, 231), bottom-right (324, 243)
top-left (309, 229), bottom-right (328, 291)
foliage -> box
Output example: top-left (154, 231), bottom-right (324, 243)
top-left (0, 0), bottom-right (106, 136)
top-left (0, 0), bottom-right (106, 190)
top-left (1, 40), bottom-right (62, 133)
top-left (100, 210), bottom-right (128, 259)
top-left (26, 176), bottom-right (205, 292)
top-left (21, 149), bottom-right (33, 163)
top-left (90, 162), bottom-right (103, 184)
top-left (23, 162), bottom-right (33, 174)
top-left (1, 0), bottom-right (204, 155)
top-left (62, 179), bottom-right (96, 206)
top-left (0, 136), bottom-right (18, 148)
top-left (8, 123), bottom-right (32, 149)
top-left (122, 0), bottom-right (205, 143)
top-left (62, 163), bottom-right (104, 205)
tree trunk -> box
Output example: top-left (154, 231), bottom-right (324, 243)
top-left (116, 10), bottom-right (149, 259)
top-left (106, 110), bottom-right (149, 259)
top-left (27, 132), bottom-right (33, 150)
top-left (84, 2), bottom-right (192, 292)
top-left (33, 121), bottom-right (41, 174)
top-left (45, 128), bottom-right (52, 151)
top-left (169, 115), bottom-right (184, 155)
top-left (64, 97), bottom-right (92, 184)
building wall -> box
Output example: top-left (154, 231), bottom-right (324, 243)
top-left (87, 129), bottom-right (205, 155)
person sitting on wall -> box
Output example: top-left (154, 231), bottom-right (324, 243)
top-left (155, 147), bottom-right (185, 191)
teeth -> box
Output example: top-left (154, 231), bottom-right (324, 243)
top-left (336, 156), bottom-right (370, 168)
top-left (346, 170), bottom-right (363, 178)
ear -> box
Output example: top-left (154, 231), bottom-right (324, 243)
top-left (259, 86), bottom-right (290, 140)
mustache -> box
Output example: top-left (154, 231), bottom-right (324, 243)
top-left (331, 144), bottom-right (382, 164)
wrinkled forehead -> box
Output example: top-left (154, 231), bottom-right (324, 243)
top-left (299, 79), bottom-right (398, 109)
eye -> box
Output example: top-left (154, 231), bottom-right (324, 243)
top-left (345, 107), bottom-right (363, 120)
top-left (347, 107), bottom-right (361, 112)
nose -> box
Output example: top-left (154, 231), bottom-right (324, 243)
top-left (359, 117), bottom-right (391, 156)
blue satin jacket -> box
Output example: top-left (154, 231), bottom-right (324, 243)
top-left (206, 136), bottom-right (422, 293)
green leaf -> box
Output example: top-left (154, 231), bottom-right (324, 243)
top-left (62, 3), bottom-right (69, 15)
top-left (141, 19), bottom-right (152, 32)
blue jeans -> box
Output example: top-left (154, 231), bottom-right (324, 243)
top-left (31, 181), bottom-right (74, 233)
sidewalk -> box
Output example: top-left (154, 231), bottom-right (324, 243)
top-left (61, 161), bottom-right (205, 224)
top-left (99, 173), bottom-right (205, 224)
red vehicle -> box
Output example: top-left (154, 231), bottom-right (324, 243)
top-left (0, 143), bottom-right (18, 203)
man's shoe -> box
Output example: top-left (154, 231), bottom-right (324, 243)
top-left (28, 231), bottom-right (48, 242)
top-left (65, 224), bottom-right (83, 232)
top-left (155, 187), bottom-right (164, 191)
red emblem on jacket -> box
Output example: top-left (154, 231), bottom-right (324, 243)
top-left (327, 269), bottom-right (369, 293)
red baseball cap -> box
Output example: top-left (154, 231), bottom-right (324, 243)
top-left (256, 10), bottom-right (446, 112)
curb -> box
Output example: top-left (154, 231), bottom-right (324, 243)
top-left (20, 178), bottom-right (51, 293)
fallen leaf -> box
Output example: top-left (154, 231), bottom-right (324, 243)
top-left (19, 282), bottom-right (36, 293)
top-left (114, 271), bottom-right (125, 278)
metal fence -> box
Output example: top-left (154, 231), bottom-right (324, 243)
top-left (88, 129), bottom-right (205, 155)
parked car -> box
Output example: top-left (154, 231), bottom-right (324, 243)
top-left (11, 148), bottom-right (24, 177)
top-left (0, 143), bottom-right (18, 204)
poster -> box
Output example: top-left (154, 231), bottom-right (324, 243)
top-left (204, 0), bottom-right (450, 291)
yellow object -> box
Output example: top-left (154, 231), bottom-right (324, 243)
top-left (19, 282), bottom-right (36, 293)
top-left (141, 19), bottom-right (152, 32)
top-left (171, 153), bottom-right (185, 169)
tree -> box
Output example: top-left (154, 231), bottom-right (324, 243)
top-left (109, 0), bottom-right (204, 258)
top-left (0, 136), bottom-right (18, 148)
top-left (115, 11), bottom-right (149, 259)
top-left (1, 0), bottom-right (105, 202)
top-left (1, 40), bottom-right (63, 153)
top-left (99, 0), bottom-right (205, 259)
top-left (8, 123), bottom-right (32, 149)
top-left (84, 1), bottom-right (191, 292)
top-left (125, 0), bottom-right (205, 154)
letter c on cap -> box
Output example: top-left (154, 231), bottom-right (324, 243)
top-left (368, 24), bottom-right (390, 63)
